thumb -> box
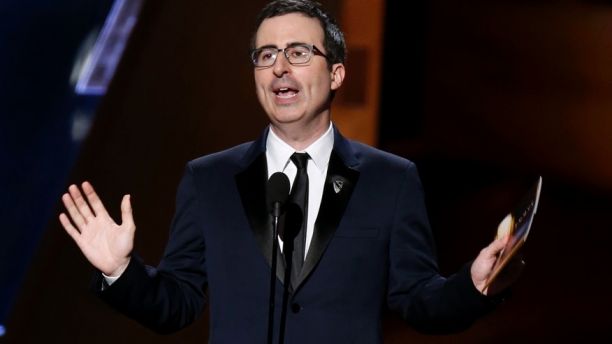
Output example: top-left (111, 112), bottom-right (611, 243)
top-left (121, 194), bottom-right (135, 230)
top-left (487, 235), bottom-right (508, 257)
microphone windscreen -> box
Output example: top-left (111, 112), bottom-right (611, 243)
top-left (267, 172), bottom-right (290, 211)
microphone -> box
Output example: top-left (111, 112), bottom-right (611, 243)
top-left (278, 202), bottom-right (302, 242)
top-left (267, 172), bottom-right (290, 217)
top-left (266, 172), bottom-right (289, 344)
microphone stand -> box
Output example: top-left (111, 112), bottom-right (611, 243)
top-left (265, 172), bottom-right (290, 344)
top-left (278, 203), bottom-right (302, 344)
top-left (267, 203), bottom-right (282, 344)
top-left (278, 238), bottom-right (293, 344)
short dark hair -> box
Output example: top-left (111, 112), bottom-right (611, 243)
top-left (251, 0), bottom-right (346, 66)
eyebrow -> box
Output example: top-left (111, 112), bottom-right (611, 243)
top-left (254, 42), bottom-right (309, 50)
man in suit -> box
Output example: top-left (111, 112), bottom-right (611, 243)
top-left (59, 1), bottom-right (518, 342)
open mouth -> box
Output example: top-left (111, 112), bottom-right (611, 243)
top-left (274, 87), bottom-right (299, 99)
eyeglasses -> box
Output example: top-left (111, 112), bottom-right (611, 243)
top-left (250, 43), bottom-right (328, 67)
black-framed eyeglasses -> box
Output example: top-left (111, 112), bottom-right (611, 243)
top-left (250, 43), bottom-right (328, 67)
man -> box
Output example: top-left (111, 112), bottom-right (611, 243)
top-left (59, 1), bottom-right (518, 342)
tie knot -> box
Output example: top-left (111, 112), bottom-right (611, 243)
top-left (290, 152), bottom-right (309, 170)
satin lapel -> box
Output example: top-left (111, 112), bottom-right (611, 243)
top-left (293, 150), bottom-right (360, 292)
top-left (235, 134), bottom-right (286, 284)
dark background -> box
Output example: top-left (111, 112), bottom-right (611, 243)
top-left (2, 0), bottom-right (611, 342)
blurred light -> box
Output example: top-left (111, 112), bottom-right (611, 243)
top-left (71, 30), bottom-right (99, 87)
top-left (0, 324), bottom-right (5, 337)
top-left (71, 110), bottom-right (94, 142)
top-left (75, 0), bottom-right (145, 95)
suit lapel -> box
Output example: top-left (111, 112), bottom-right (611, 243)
top-left (293, 130), bottom-right (360, 292)
top-left (235, 130), bottom-right (286, 284)
top-left (235, 127), bottom-right (361, 291)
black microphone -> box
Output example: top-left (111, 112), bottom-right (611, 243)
top-left (266, 172), bottom-right (289, 344)
top-left (267, 172), bottom-right (290, 217)
top-left (278, 202), bottom-right (302, 242)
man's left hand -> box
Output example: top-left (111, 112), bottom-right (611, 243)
top-left (471, 237), bottom-right (525, 296)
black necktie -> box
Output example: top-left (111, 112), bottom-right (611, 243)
top-left (289, 152), bottom-right (309, 286)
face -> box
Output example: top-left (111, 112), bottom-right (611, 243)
top-left (253, 13), bottom-right (344, 131)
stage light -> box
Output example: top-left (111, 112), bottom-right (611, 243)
top-left (74, 0), bottom-right (145, 95)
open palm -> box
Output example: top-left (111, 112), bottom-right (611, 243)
top-left (59, 181), bottom-right (135, 277)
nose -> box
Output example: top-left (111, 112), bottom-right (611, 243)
top-left (272, 51), bottom-right (291, 77)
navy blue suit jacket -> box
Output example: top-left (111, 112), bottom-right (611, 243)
top-left (96, 128), bottom-right (494, 343)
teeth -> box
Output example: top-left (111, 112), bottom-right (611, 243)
top-left (277, 90), bottom-right (297, 99)
top-left (274, 87), bottom-right (298, 96)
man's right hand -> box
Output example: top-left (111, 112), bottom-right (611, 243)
top-left (59, 181), bottom-right (135, 278)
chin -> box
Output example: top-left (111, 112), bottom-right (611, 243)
top-left (270, 115), bottom-right (304, 125)
top-left (269, 108), bottom-right (305, 123)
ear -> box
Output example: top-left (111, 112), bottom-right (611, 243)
top-left (329, 63), bottom-right (345, 91)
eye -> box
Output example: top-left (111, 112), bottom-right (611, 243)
top-left (290, 47), bottom-right (309, 58)
top-left (286, 46), bottom-right (312, 63)
top-left (290, 50), bottom-right (306, 58)
top-left (256, 49), bottom-right (276, 62)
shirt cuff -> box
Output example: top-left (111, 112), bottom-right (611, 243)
top-left (101, 272), bottom-right (122, 291)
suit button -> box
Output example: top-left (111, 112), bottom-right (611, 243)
top-left (291, 303), bottom-right (301, 313)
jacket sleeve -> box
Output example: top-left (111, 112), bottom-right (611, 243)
top-left (386, 162), bottom-right (497, 334)
top-left (93, 164), bottom-right (208, 334)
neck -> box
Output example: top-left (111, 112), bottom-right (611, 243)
top-left (270, 119), bottom-right (331, 151)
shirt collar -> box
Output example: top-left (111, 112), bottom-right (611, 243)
top-left (266, 122), bottom-right (334, 174)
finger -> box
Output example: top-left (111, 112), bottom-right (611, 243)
top-left (61, 192), bottom-right (87, 229)
top-left (120, 194), bottom-right (135, 231)
top-left (486, 236), bottom-right (508, 257)
top-left (82, 181), bottom-right (109, 217)
top-left (59, 213), bottom-right (81, 243)
top-left (68, 184), bottom-right (94, 221)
